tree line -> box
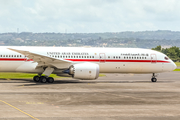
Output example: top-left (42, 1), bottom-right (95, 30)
top-left (1, 31), bottom-right (180, 48)
top-left (152, 45), bottom-right (180, 62)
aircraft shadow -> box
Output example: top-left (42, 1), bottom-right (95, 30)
top-left (16, 80), bottom-right (174, 87)
top-left (0, 79), bottom-right (174, 86)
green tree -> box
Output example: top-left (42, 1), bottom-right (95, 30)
top-left (152, 45), bottom-right (161, 52)
top-left (167, 46), bottom-right (180, 61)
top-left (167, 48), bottom-right (178, 61)
top-left (152, 45), bottom-right (180, 62)
top-left (161, 48), bottom-right (168, 55)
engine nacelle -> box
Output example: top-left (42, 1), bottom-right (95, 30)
top-left (69, 63), bottom-right (99, 80)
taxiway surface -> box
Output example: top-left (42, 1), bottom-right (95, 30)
top-left (0, 72), bottom-right (180, 120)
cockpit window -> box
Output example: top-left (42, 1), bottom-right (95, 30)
top-left (164, 56), bottom-right (169, 60)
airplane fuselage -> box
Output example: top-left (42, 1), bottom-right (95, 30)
top-left (0, 46), bottom-right (176, 75)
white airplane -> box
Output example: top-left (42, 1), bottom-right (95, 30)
top-left (0, 46), bottom-right (176, 83)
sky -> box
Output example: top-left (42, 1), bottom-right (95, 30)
top-left (0, 0), bottom-right (180, 33)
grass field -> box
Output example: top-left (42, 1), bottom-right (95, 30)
top-left (0, 73), bottom-right (59, 79)
top-left (0, 73), bottom-right (106, 79)
top-left (175, 62), bottom-right (180, 67)
top-left (173, 69), bottom-right (180, 71)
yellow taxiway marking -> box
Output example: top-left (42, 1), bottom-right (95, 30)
top-left (19, 101), bottom-right (44, 105)
top-left (0, 100), bottom-right (39, 120)
top-left (16, 85), bottom-right (24, 88)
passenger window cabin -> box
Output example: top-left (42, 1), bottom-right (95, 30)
top-left (0, 55), bottom-right (22, 58)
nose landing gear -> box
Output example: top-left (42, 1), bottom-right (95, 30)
top-left (151, 73), bottom-right (157, 82)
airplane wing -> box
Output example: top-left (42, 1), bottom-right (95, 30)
top-left (8, 48), bottom-right (72, 69)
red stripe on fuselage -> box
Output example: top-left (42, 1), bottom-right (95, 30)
top-left (65, 59), bottom-right (170, 63)
top-left (0, 58), bottom-right (33, 61)
top-left (0, 58), bottom-right (170, 63)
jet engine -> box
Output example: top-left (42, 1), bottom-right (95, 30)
top-left (69, 63), bottom-right (99, 80)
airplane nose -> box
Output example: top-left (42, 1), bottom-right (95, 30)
top-left (171, 61), bottom-right (177, 70)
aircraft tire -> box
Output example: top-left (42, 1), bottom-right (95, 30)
top-left (47, 77), bottom-right (54, 83)
top-left (33, 76), bottom-right (40, 82)
top-left (40, 76), bottom-right (47, 83)
top-left (151, 78), bottom-right (157, 82)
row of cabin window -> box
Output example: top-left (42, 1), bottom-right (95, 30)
top-left (51, 55), bottom-right (147, 59)
top-left (0, 55), bottom-right (22, 58)
top-left (0, 55), bottom-right (147, 59)
top-left (124, 56), bottom-right (147, 59)
top-left (51, 55), bottom-right (95, 59)
top-left (107, 56), bottom-right (121, 59)
top-left (108, 56), bottom-right (147, 59)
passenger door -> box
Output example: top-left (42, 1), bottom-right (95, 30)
top-left (24, 55), bottom-right (28, 62)
top-left (151, 54), bottom-right (157, 63)
top-left (99, 53), bottom-right (106, 63)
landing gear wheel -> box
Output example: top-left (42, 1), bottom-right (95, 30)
top-left (151, 78), bottom-right (157, 82)
top-left (151, 73), bottom-right (157, 82)
top-left (33, 76), bottom-right (40, 82)
top-left (40, 76), bottom-right (47, 83)
top-left (47, 77), bottom-right (54, 83)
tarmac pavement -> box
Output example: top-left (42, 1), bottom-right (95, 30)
top-left (0, 71), bottom-right (180, 120)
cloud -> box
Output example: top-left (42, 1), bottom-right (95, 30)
top-left (0, 0), bottom-right (180, 33)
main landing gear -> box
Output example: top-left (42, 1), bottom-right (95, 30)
top-left (33, 76), bottom-right (54, 83)
top-left (151, 73), bottom-right (157, 82)
top-left (33, 67), bottom-right (55, 83)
